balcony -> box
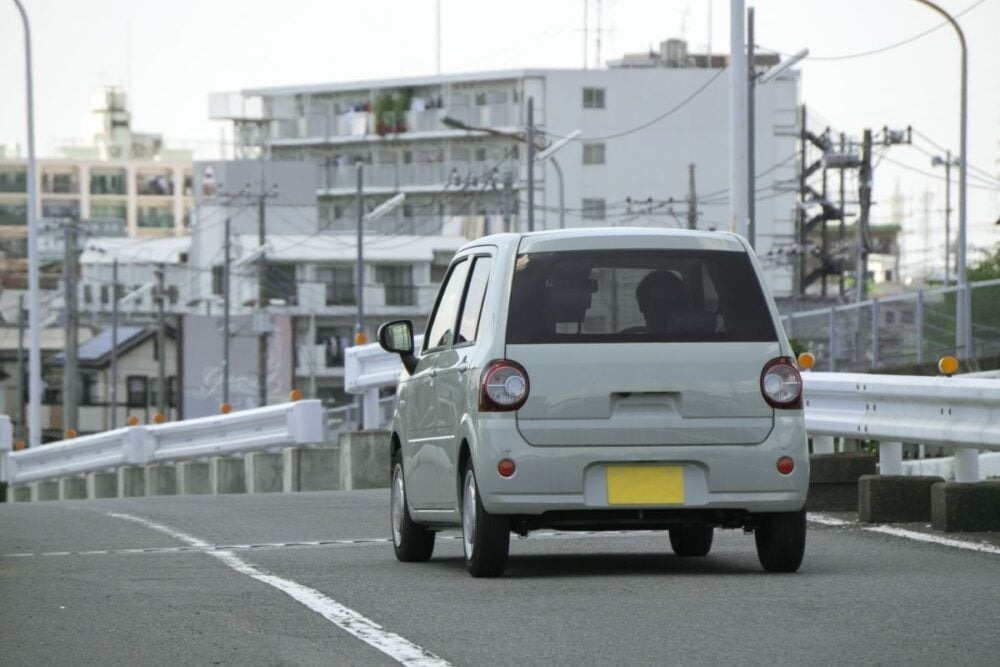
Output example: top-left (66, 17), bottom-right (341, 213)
top-left (270, 103), bottom-right (519, 144)
top-left (319, 161), bottom-right (508, 194)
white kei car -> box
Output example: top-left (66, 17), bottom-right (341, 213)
top-left (378, 228), bottom-right (808, 577)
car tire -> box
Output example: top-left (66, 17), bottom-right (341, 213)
top-left (754, 509), bottom-right (806, 573)
top-left (391, 451), bottom-right (435, 562)
top-left (461, 461), bottom-right (510, 578)
top-left (668, 525), bottom-right (714, 557)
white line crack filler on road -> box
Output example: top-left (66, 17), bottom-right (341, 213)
top-left (106, 512), bottom-right (451, 667)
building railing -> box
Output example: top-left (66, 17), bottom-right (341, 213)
top-left (784, 278), bottom-right (1000, 371)
top-left (319, 160), bottom-right (508, 192)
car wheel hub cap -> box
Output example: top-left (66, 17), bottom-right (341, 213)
top-left (391, 465), bottom-right (405, 547)
top-left (462, 471), bottom-right (477, 560)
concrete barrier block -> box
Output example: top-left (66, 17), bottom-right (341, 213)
top-left (338, 431), bottom-right (391, 490)
top-left (807, 453), bottom-right (876, 512)
top-left (245, 452), bottom-right (283, 494)
top-left (858, 474), bottom-right (944, 523)
top-left (282, 446), bottom-right (339, 492)
top-left (86, 471), bottom-right (118, 499)
top-left (144, 464), bottom-right (177, 496)
top-left (931, 481), bottom-right (1000, 532)
top-left (117, 466), bottom-right (145, 497)
top-left (210, 457), bottom-right (246, 494)
top-left (177, 462), bottom-right (211, 495)
top-left (30, 480), bottom-right (59, 502)
top-left (58, 477), bottom-right (87, 501)
top-left (7, 485), bottom-right (31, 502)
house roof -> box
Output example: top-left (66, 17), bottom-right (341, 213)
top-left (80, 236), bottom-right (191, 266)
top-left (234, 233), bottom-right (468, 264)
top-left (51, 326), bottom-right (150, 366)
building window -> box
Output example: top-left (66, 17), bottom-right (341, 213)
top-left (100, 285), bottom-right (110, 305)
top-left (90, 169), bottom-right (127, 195)
top-left (375, 265), bottom-right (414, 306)
top-left (583, 143), bottom-right (605, 165)
top-left (90, 202), bottom-right (128, 221)
top-left (315, 325), bottom-right (353, 367)
top-left (0, 202), bottom-right (27, 226)
top-left (137, 204), bottom-right (174, 228)
top-left (582, 198), bottom-right (606, 220)
top-left (126, 375), bottom-right (148, 407)
top-left (583, 87), bottom-right (605, 109)
top-left (316, 266), bottom-right (355, 305)
top-left (168, 286), bottom-right (179, 305)
top-left (81, 373), bottom-right (96, 405)
top-left (83, 285), bottom-right (93, 305)
top-left (264, 264), bottom-right (297, 305)
top-left (168, 376), bottom-right (178, 408)
top-left (212, 266), bottom-right (223, 296)
top-left (0, 167), bottom-right (27, 193)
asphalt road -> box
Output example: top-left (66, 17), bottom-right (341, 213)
top-left (2, 491), bottom-right (999, 667)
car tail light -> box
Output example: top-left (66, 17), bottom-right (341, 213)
top-left (480, 360), bottom-right (530, 412)
top-left (760, 357), bottom-right (803, 409)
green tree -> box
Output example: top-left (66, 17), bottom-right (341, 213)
top-left (968, 243), bottom-right (1000, 281)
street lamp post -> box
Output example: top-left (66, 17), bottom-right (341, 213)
top-left (914, 0), bottom-right (969, 357)
top-left (12, 0), bottom-right (41, 447)
top-left (931, 151), bottom-right (959, 286)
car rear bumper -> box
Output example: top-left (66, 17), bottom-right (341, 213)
top-left (473, 413), bottom-right (809, 515)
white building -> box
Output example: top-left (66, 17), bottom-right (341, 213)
top-left (210, 39), bottom-right (801, 296)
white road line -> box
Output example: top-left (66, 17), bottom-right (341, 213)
top-left (107, 512), bottom-right (450, 667)
top-left (864, 525), bottom-right (1000, 556)
top-left (809, 513), bottom-right (1000, 556)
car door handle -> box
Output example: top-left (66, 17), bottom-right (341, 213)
top-left (430, 369), bottom-right (438, 378)
top-left (457, 364), bottom-right (469, 374)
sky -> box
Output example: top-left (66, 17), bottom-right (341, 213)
top-left (1, 0), bottom-right (998, 274)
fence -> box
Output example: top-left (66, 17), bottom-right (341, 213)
top-left (1, 400), bottom-right (325, 486)
top-left (784, 279), bottom-right (1000, 372)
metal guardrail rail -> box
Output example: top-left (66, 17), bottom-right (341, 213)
top-left (1, 400), bottom-right (325, 486)
top-left (803, 372), bottom-right (1000, 483)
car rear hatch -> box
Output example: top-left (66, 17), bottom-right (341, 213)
top-left (505, 234), bottom-right (780, 447)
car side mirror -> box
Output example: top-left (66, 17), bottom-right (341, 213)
top-left (378, 320), bottom-right (418, 374)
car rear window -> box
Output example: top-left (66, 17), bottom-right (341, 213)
top-left (506, 249), bottom-right (777, 344)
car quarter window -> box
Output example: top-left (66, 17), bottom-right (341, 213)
top-left (424, 258), bottom-right (471, 351)
top-left (456, 256), bottom-right (493, 345)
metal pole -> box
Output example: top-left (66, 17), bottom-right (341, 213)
top-left (944, 150), bottom-right (952, 286)
top-left (551, 156), bottom-right (565, 229)
top-left (16, 295), bottom-right (25, 443)
top-left (916, 289), bottom-right (925, 365)
top-left (687, 164), bottom-right (697, 229)
top-left (746, 6), bottom-right (756, 248)
top-left (14, 0), bottom-right (42, 448)
top-left (223, 217), bottom-right (231, 405)
top-left (356, 163), bottom-right (365, 338)
top-left (110, 259), bottom-right (119, 428)
top-left (913, 0), bottom-right (969, 356)
top-left (856, 129), bottom-right (872, 303)
top-left (63, 220), bottom-right (78, 434)
top-left (501, 170), bottom-right (513, 233)
top-left (156, 264), bottom-right (166, 416)
top-left (435, 0), bottom-right (441, 75)
top-left (527, 97), bottom-right (535, 232)
top-left (828, 306), bottom-right (836, 372)
top-left (728, 0), bottom-right (748, 238)
top-left (871, 298), bottom-right (880, 370)
top-left (838, 133), bottom-right (846, 298)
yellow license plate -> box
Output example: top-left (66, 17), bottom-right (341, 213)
top-left (607, 465), bottom-right (684, 505)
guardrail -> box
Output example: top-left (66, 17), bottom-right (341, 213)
top-left (803, 372), bottom-right (1000, 483)
top-left (344, 335), bottom-right (422, 429)
top-left (1, 400), bottom-right (325, 486)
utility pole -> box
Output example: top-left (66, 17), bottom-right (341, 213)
top-left (856, 129), bottom-right (873, 303)
top-left (595, 0), bottom-right (602, 68)
top-left (155, 264), bottom-right (167, 416)
top-left (687, 164), bottom-right (698, 230)
top-left (501, 170), bottom-right (514, 233)
top-left (356, 163), bottom-right (365, 342)
top-left (527, 97), bottom-right (535, 232)
top-left (728, 0), bottom-right (748, 238)
top-left (62, 220), bottom-right (79, 434)
top-left (110, 258), bottom-right (119, 429)
top-left (583, 0), bottom-right (588, 69)
top-left (944, 149), bottom-right (952, 286)
top-left (257, 178), bottom-right (268, 407)
top-left (16, 295), bottom-right (25, 443)
top-left (838, 133), bottom-right (847, 298)
top-left (223, 217), bottom-right (231, 405)
top-left (746, 6), bottom-right (756, 248)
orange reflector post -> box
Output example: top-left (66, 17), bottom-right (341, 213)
top-left (938, 355), bottom-right (959, 377)
top-left (289, 389), bottom-right (303, 402)
top-left (797, 352), bottom-right (815, 371)
top-left (153, 413), bottom-right (165, 424)
top-left (127, 416), bottom-right (139, 426)
top-left (65, 429), bottom-right (77, 439)
top-left (354, 332), bottom-right (368, 345)
top-left (220, 403), bottom-right (232, 414)
top-left (14, 439), bottom-right (26, 451)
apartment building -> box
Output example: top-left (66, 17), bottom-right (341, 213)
top-left (210, 38), bottom-right (801, 296)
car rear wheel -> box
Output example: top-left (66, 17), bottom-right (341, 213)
top-left (461, 461), bottom-right (510, 578)
top-left (754, 509), bottom-right (806, 573)
top-left (390, 451), bottom-right (435, 562)
top-left (668, 525), bottom-right (714, 557)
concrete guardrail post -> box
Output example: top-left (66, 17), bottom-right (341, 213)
top-left (144, 464), bottom-right (177, 496)
top-left (118, 466), bottom-right (145, 497)
top-left (282, 446), bottom-right (340, 492)
top-left (812, 435), bottom-right (835, 455)
top-left (177, 462), bottom-right (211, 495)
top-left (953, 448), bottom-right (980, 484)
top-left (338, 430), bottom-right (391, 490)
top-left (30, 480), bottom-right (58, 502)
top-left (7, 485), bottom-right (30, 502)
top-left (878, 441), bottom-right (903, 476)
top-left (931, 481), bottom-right (1000, 532)
top-left (86, 471), bottom-right (118, 499)
top-left (210, 457), bottom-right (246, 494)
top-left (245, 452), bottom-right (283, 493)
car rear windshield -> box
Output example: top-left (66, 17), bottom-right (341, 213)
top-left (506, 249), bottom-right (777, 344)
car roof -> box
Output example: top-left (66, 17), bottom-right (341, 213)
top-left (456, 227), bottom-right (747, 255)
